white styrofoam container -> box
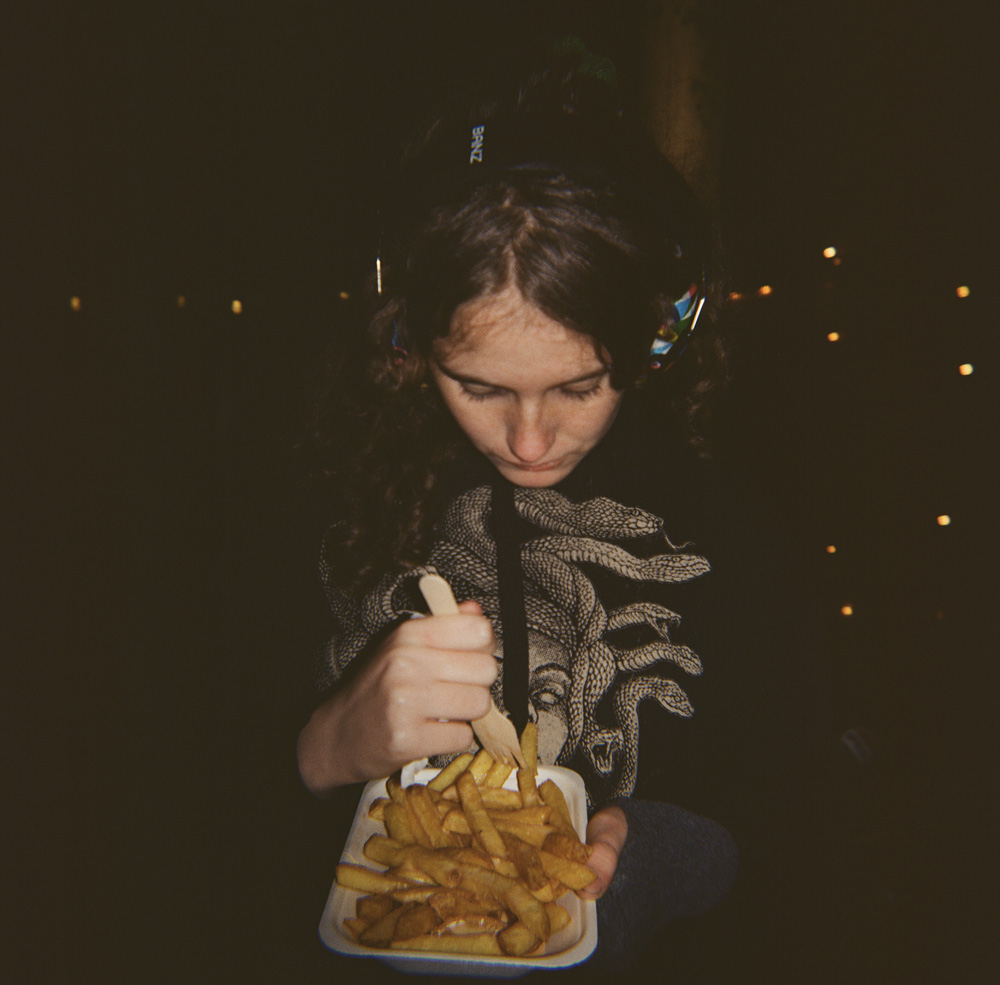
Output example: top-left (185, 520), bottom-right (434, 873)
top-left (319, 763), bottom-right (598, 977)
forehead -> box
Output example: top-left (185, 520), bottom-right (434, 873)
top-left (437, 286), bottom-right (606, 377)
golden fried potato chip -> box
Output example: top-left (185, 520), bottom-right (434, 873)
top-left (383, 802), bottom-right (417, 845)
top-left (356, 893), bottom-right (398, 923)
top-left (427, 752), bottom-right (474, 792)
top-left (363, 834), bottom-right (405, 867)
top-left (358, 904), bottom-right (405, 947)
top-left (479, 788), bottom-right (523, 810)
top-left (483, 760), bottom-right (514, 788)
top-left (519, 723), bottom-right (538, 775)
top-left (393, 902), bottom-right (441, 941)
top-left (466, 749), bottom-right (495, 784)
top-left (498, 920), bottom-right (539, 956)
top-left (343, 916), bottom-right (367, 942)
top-left (336, 863), bottom-right (415, 894)
top-left (385, 771), bottom-right (406, 804)
top-left (456, 772), bottom-right (506, 858)
top-left (537, 849), bottom-right (598, 892)
top-left (543, 831), bottom-right (594, 863)
top-left (407, 784), bottom-right (454, 849)
top-left (367, 797), bottom-right (391, 820)
top-left (389, 933), bottom-right (503, 955)
top-left (545, 902), bottom-right (572, 935)
top-left (537, 780), bottom-right (574, 833)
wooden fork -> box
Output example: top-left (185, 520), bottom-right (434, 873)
top-left (418, 574), bottom-right (526, 769)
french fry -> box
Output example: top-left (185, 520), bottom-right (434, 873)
top-left (385, 771), bottom-right (406, 804)
top-left (388, 886), bottom-right (438, 904)
top-left (404, 846), bottom-right (462, 887)
top-left (428, 889), bottom-right (487, 921)
top-left (546, 902), bottom-right (571, 935)
top-left (336, 863), bottom-right (415, 894)
top-left (363, 834), bottom-right (406, 867)
top-left (393, 902), bottom-right (441, 941)
top-left (483, 760), bottom-right (514, 788)
top-left (466, 749), bottom-right (495, 783)
top-left (403, 792), bottom-right (434, 848)
top-left (528, 879), bottom-right (564, 902)
top-left (490, 806), bottom-right (551, 826)
top-left (495, 822), bottom-right (556, 849)
top-left (457, 866), bottom-right (550, 942)
top-left (428, 889), bottom-right (507, 921)
top-left (389, 934), bottom-right (503, 955)
top-left (517, 767), bottom-right (542, 808)
top-left (383, 802), bottom-right (418, 845)
top-left (537, 849), bottom-right (599, 892)
top-left (406, 785), bottom-right (454, 849)
top-left (457, 863), bottom-right (514, 906)
top-left (543, 830), bottom-right (594, 863)
top-left (386, 860), bottom-right (435, 886)
top-left (502, 832), bottom-right (547, 892)
top-left (456, 772), bottom-right (506, 858)
top-left (537, 780), bottom-right (574, 833)
top-left (367, 797), bottom-right (391, 820)
top-left (498, 920), bottom-right (539, 956)
top-left (358, 904), bottom-right (405, 947)
top-left (519, 722), bottom-right (538, 774)
top-left (479, 788), bottom-right (523, 810)
top-left (502, 880), bottom-right (550, 942)
top-left (356, 894), bottom-right (398, 923)
top-left (427, 752), bottom-right (475, 792)
top-left (492, 858), bottom-right (519, 878)
top-left (448, 846), bottom-right (494, 871)
top-left (343, 916), bottom-right (368, 941)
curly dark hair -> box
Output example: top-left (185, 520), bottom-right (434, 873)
top-left (307, 69), bottom-right (731, 595)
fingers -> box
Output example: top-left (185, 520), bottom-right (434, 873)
top-left (577, 840), bottom-right (618, 900)
top-left (577, 805), bottom-right (629, 901)
top-left (411, 681), bottom-right (494, 723)
top-left (431, 651), bottom-right (498, 688)
top-left (416, 720), bottom-right (477, 759)
top-left (398, 612), bottom-right (494, 652)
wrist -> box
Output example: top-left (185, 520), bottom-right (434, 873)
top-left (297, 692), bottom-right (359, 796)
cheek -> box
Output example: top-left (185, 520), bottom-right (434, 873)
top-left (440, 394), bottom-right (497, 446)
top-left (573, 396), bottom-right (623, 440)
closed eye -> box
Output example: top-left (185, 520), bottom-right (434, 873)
top-left (560, 381), bottom-right (605, 400)
top-left (459, 383), bottom-right (505, 401)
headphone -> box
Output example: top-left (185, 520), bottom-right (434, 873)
top-left (376, 111), bottom-right (707, 372)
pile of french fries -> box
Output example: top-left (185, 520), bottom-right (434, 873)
top-left (336, 723), bottom-right (597, 958)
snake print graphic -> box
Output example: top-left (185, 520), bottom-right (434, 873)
top-left (320, 486), bottom-right (709, 800)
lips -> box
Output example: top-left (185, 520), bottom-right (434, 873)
top-left (502, 459), bottom-right (563, 473)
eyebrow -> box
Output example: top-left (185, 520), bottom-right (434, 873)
top-left (433, 362), bottom-right (608, 389)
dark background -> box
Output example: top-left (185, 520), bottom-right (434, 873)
top-left (7, 2), bottom-right (995, 982)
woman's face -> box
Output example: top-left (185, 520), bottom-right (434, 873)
top-left (430, 286), bottom-right (625, 488)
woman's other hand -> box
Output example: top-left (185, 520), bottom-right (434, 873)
top-left (578, 805), bottom-right (628, 900)
top-left (298, 601), bottom-right (497, 795)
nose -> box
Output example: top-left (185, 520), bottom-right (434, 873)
top-left (506, 403), bottom-right (556, 463)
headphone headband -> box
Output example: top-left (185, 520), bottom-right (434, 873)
top-left (388, 111), bottom-right (705, 265)
top-left (378, 110), bottom-right (708, 373)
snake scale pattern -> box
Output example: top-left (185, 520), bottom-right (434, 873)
top-left (320, 485), bottom-right (710, 800)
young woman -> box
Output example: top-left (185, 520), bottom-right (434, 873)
top-left (297, 71), bottom-right (793, 965)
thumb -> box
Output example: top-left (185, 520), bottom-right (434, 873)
top-left (456, 599), bottom-right (483, 615)
top-left (576, 840), bottom-right (618, 900)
